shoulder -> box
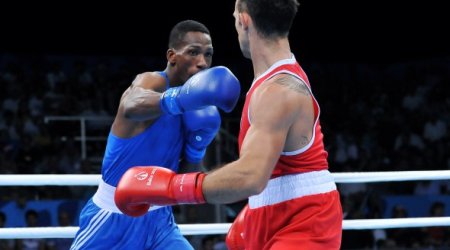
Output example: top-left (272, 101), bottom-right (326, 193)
top-left (253, 73), bottom-right (310, 106)
top-left (267, 73), bottom-right (310, 97)
top-left (250, 73), bottom-right (311, 123)
top-left (131, 71), bottom-right (167, 92)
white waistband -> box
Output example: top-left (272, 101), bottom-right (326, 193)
top-left (248, 170), bottom-right (337, 209)
top-left (93, 179), bottom-right (164, 214)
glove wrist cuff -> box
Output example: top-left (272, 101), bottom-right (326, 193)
top-left (172, 172), bottom-right (206, 204)
top-left (160, 87), bottom-right (183, 115)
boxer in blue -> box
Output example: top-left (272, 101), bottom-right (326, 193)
top-left (70, 20), bottom-right (240, 250)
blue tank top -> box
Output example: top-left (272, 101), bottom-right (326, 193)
top-left (101, 72), bottom-right (184, 186)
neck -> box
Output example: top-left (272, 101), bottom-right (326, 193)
top-left (249, 36), bottom-right (292, 79)
top-left (164, 64), bottom-right (183, 87)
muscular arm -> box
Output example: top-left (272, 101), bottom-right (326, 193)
top-left (112, 72), bottom-right (167, 138)
top-left (202, 74), bottom-right (308, 204)
top-left (121, 72), bottom-right (166, 120)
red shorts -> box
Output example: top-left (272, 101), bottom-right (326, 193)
top-left (244, 171), bottom-right (342, 250)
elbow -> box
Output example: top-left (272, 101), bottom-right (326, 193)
top-left (244, 176), bottom-right (269, 196)
top-left (253, 179), bottom-right (269, 195)
top-left (122, 105), bottom-right (136, 119)
top-left (123, 103), bottom-right (158, 121)
top-left (123, 103), bottom-right (146, 121)
top-left (236, 158), bottom-right (272, 196)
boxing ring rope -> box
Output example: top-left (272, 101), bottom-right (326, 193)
top-left (2, 170), bottom-right (450, 186)
top-left (1, 170), bottom-right (450, 238)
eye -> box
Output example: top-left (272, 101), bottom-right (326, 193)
top-left (205, 52), bottom-right (213, 58)
top-left (188, 50), bottom-right (200, 56)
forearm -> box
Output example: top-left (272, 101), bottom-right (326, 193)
top-left (202, 129), bottom-right (282, 204)
top-left (122, 86), bottom-right (163, 121)
top-left (202, 159), bottom-right (265, 204)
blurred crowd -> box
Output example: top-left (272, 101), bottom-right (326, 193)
top-left (0, 53), bottom-right (449, 249)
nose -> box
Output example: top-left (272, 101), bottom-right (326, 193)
top-left (196, 55), bottom-right (208, 69)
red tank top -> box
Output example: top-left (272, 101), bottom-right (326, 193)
top-left (238, 57), bottom-right (329, 178)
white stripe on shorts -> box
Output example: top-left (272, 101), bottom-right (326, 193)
top-left (70, 210), bottom-right (111, 250)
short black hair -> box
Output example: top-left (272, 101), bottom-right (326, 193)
top-left (238, 0), bottom-right (299, 39)
top-left (168, 20), bottom-right (210, 49)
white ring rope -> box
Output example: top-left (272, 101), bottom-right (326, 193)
top-left (1, 217), bottom-right (450, 239)
top-left (1, 170), bottom-right (450, 186)
top-left (2, 170), bottom-right (450, 239)
top-left (333, 170), bottom-right (450, 183)
top-left (0, 174), bottom-right (101, 186)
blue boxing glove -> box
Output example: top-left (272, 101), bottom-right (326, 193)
top-left (183, 106), bottom-right (221, 164)
top-left (160, 66), bottom-right (240, 115)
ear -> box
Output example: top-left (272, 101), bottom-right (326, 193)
top-left (239, 12), bottom-right (250, 31)
top-left (167, 49), bottom-right (176, 66)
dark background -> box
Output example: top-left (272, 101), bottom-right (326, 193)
top-left (1, 3), bottom-right (449, 249)
top-left (1, 0), bottom-right (449, 63)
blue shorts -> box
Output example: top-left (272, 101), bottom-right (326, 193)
top-left (70, 181), bottom-right (193, 250)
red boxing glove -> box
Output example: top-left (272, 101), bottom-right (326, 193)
top-left (226, 204), bottom-right (248, 250)
top-left (114, 166), bottom-right (206, 217)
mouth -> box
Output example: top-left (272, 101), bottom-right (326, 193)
top-left (190, 69), bottom-right (203, 77)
